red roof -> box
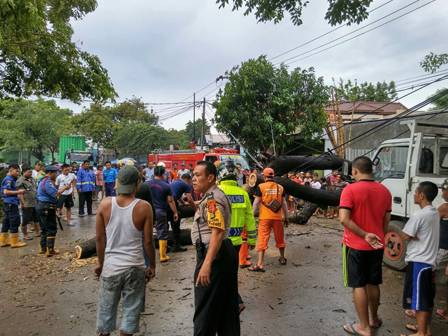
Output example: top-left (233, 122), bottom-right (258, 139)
top-left (325, 101), bottom-right (408, 115)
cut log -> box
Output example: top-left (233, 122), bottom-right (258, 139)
top-left (287, 202), bottom-right (319, 224)
top-left (154, 228), bottom-right (192, 248)
top-left (178, 205), bottom-right (195, 219)
top-left (267, 153), bottom-right (351, 176)
top-left (75, 238), bottom-right (97, 259)
top-left (248, 173), bottom-right (264, 187)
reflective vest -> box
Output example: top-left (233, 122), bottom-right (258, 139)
top-left (76, 168), bottom-right (95, 192)
top-left (218, 180), bottom-right (257, 246)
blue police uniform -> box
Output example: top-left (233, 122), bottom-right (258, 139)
top-left (36, 166), bottom-right (60, 256)
top-left (103, 167), bottom-right (117, 197)
top-left (1, 175), bottom-right (21, 234)
top-left (76, 167), bottom-right (96, 215)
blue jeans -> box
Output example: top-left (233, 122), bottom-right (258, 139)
top-left (104, 183), bottom-right (116, 197)
top-left (96, 267), bottom-right (146, 335)
top-left (155, 208), bottom-right (168, 240)
top-left (1, 203), bottom-right (21, 233)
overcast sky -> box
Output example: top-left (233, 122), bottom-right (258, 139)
top-left (57, 0), bottom-right (448, 131)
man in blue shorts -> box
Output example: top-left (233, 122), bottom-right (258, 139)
top-left (401, 181), bottom-right (439, 336)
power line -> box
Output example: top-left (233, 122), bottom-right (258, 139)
top-left (281, 1), bottom-right (435, 66)
top-left (269, 0), bottom-right (396, 62)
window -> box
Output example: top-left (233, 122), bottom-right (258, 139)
top-left (373, 146), bottom-right (409, 181)
top-left (441, 147), bottom-right (448, 169)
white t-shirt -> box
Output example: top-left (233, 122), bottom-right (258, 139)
top-left (56, 173), bottom-right (77, 195)
top-left (32, 170), bottom-right (38, 180)
top-left (177, 169), bottom-right (189, 178)
top-left (403, 205), bottom-right (440, 268)
top-left (310, 181), bottom-right (321, 189)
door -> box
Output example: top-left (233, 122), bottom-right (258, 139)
top-left (373, 145), bottom-right (409, 217)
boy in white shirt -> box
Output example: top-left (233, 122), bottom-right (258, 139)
top-left (55, 164), bottom-right (77, 226)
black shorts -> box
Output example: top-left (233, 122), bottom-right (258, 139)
top-left (403, 262), bottom-right (435, 312)
top-left (343, 245), bottom-right (384, 288)
top-left (22, 207), bottom-right (39, 225)
top-left (57, 194), bottom-right (74, 209)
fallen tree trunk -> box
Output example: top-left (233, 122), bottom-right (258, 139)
top-left (287, 202), bottom-right (319, 225)
top-left (267, 153), bottom-right (351, 176)
top-left (74, 228), bottom-right (193, 259)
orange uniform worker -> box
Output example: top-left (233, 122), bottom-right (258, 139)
top-left (249, 168), bottom-right (289, 272)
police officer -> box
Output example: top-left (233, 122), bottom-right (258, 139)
top-left (217, 161), bottom-right (257, 314)
top-left (191, 161), bottom-right (240, 336)
top-left (36, 166), bottom-right (71, 257)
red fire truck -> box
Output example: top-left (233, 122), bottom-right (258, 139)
top-left (148, 148), bottom-right (250, 171)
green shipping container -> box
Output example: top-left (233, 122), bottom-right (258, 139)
top-left (59, 136), bottom-right (86, 162)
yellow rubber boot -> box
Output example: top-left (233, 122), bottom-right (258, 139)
top-left (0, 232), bottom-right (11, 247)
top-left (46, 237), bottom-right (60, 257)
top-left (159, 240), bottom-right (170, 263)
top-left (10, 233), bottom-right (27, 248)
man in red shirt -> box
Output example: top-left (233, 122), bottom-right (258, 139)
top-left (339, 156), bottom-right (392, 336)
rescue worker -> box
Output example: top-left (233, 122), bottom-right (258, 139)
top-left (249, 167), bottom-right (289, 272)
top-left (36, 166), bottom-right (71, 256)
top-left (217, 161), bottom-right (257, 314)
top-left (0, 163), bottom-right (27, 248)
top-left (191, 161), bottom-right (240, 336)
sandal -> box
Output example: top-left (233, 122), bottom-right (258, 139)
top-left (370, 319), bottom-right (382, 329)
top-left (405, 309), bottom-right (416, 318)
top-left (23, 235), bottom-right (33, 240)
top-left (437, 309), bottom-right (448, 321)
top-left (248, 265), bottom-right (265, 272)
top-left (279, 258), bottom-right (287, 265)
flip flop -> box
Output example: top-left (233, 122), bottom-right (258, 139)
top-left (279, 258), bottom-right (287, 265)
top-left (437, 309), bottom-right (448, 321)
top-left (405, 309), bottom-right (416, 318)
top-left (248, 265), bottom-right (265, 272)
top-left (343, 324), bottom-right (360, 335)
top-left (66, 223), bottom-right (75, 227)
top-left (23, 235), bottom-right (33, 240)
top-left (370, 319), bottom-right (382, 329)
top-left (35, 234), bottom-right (41, 237)
top-left (405, 324), bottom-right (418, 333)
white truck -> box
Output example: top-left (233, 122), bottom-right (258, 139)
top-left (361, 120), bottom-right (448, 270)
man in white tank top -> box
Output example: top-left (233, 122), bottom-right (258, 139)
top-left (94, 165), bottom-right (156, 336)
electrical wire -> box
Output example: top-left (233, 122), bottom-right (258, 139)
top-left (281, 1), bottom-right (435, 66)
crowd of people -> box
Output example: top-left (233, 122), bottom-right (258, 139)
top-left (1, 156), bottom-right (447, 336)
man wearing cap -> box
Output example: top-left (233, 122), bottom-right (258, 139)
top-left (177, 163), bottom-right (189, 180)
top-left (0, 163), bottom-right (27, 248)
top-left (191, 161), bottom-right (239, 336)
top-left (95, 165), bottom-right (156, 336)
top-left (36, 165), bottom-right (72, 256)
top-left (249, 167), bottom-right (289, 272)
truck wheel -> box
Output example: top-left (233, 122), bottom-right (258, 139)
top-left (383, 221), bottom-right (408, 271)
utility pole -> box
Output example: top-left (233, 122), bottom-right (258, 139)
top-left (193, 93), bottom-right (196, 143)
top-left (201, 98), bottom-right (205, 150)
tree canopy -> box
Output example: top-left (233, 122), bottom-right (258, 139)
top-left (420, 53), bottom-right (448, 73)
top-left (334, 78), bottom-right (397, 102)
top-left (213, 56), bottom-right (330, 154)
top-left (185, 118), bottom-right (211, 143)
top-left (0, 0), bottom-right (116, 103)
top-left (428, 88), bottom-right (448, 111)
top-left (71, 98), bottom-right (159, 153)
top-left (216, 0), bottom-right (373, 26)
top-left (0, 98), bottom-right (72, 160)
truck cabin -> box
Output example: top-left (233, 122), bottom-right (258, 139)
top-left (204, 149), bottom-right (250, 171)
top-left (65, 151), bottom-right (94, 166)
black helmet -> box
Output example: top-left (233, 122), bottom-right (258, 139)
top-left (217, 160), bottom-right (238, 182)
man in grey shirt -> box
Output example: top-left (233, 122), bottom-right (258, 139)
top-left (17, 165), bottom-right (40, 239)
top-left (401, 181), bottom-right (440, 336)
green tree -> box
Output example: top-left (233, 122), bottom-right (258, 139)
top-left (165, 129), bottom-right (190, 149)
top-left (428, 88), bottom-right (448, 111)
top-left (421, 52), bottom-right (448, 73)
top-left (114, 124), bottom-right (169, 157)
top-left (0, 98), bottom-right (72, 160)
top-left (71, 97), bottom-right (159, 153)
top-left (0, 0), bottom-right (116, 103)
top-left (335, 78), bottom-right (397, 102)
top-left (216, 0), bottom-right (373, 26)
top-left (213, 56), bottom-right (330, 154)
top-left (185, 119), bottom-right (211, 143)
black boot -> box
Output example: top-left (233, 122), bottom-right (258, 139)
top-left (171, 239), bottom-right (187, 252)
top-left (39, 235), bottom-right (47, 254)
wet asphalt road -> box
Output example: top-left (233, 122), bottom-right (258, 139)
top-left (0, 201), bottom-right (447, 336)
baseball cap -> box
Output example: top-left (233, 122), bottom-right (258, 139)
top-left (442, 179), bottom-right (448, 190)
top-left (181, 163), bottom-right (185, 167)
top-left (117, 166), bottom-right (140, 194)
top-left (45, 165), bottom-right (59, 172)
top-left (263, 168), bottom-right (275, 177)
